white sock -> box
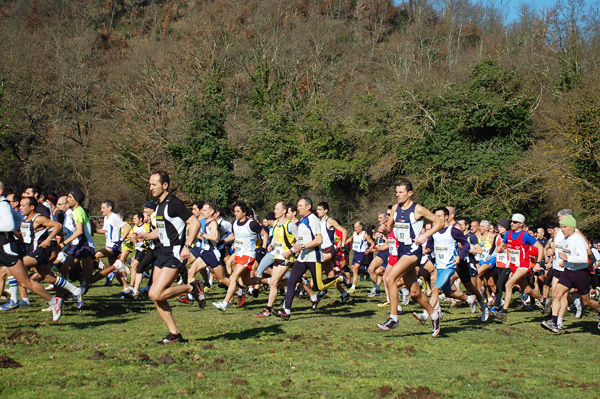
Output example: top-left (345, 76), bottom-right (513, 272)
top-left (430, 310), bottom-right (439, 320)
top-left (351, 284), bottom-right (355, 289)
top-left (390, 314), bottom-right (398, 322)
top-left (401, 287), bottom-right (409, 296)
top-left (397, 305), bottom-right (403, 312)
top-left (557, 317), bottom-right (563, 328)
top-left (237, 288), bottom-right (243, 296)
top-left (310, 294), bottom-right (317, 302)
top-left (47, 297), bottom-right (57, 306)
top-left (283, 308), bottom-right (291, 315)
top-left (8, 277), bottom-right (18, 301)
top-left (467, 295), bottom-right (475, 304)
top-left (20, 297), bottom-right (30, 305)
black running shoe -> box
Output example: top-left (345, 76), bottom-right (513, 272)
top-left (156, 333), bottom-right (185, 344)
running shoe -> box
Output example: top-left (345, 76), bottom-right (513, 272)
top-left (401, 292), bottom-right (410, 306)
top-left (45, 284), bottom-right (55, 290)
top-left (367, 288), bottom-right (381, 297)
top-left (237, 290), bottom-right (246, 307)
top-left (156, 333), bottom-right (185, 344)
top-left (104, 272), bottom-right (115, 287)
top-left (431, 314), bottom-right (441, 337)
top-left (541, 320), bottom-right (561, 334)
top-left (50, 297), bottom-right (63, 322)
top-left (311, 296), bottom-right (321, 311)
top-left (251, 288), bottom-right (259, 298)
top-left (17, 299), bottom-right (30, 308)
top-left (377, 317), bottom-right (398, 331)
top-left (341, 292), bottom-right (351, 304)
top-left (469, 297), bottom-right (477, 313)
top-left (318, 290), bottom-right (328, 298)
top-left (413, 311), bottom-right (428, 325)
top-left (481, 305), bottom-right (489, 322)
top-left (190, 281), bottom-right (206, 309)
top-left (377, 300), bottom-right (390, 308)
top-left (347, 287), bottom-right (356, 294)
top-left (114, 260), bottom-right (128, 273)
top-left (177, 294), bottom-right (192, 304)
top-left (0, 300), bottom-right (18, 311)
top-left (212, 301), bottom-right (229, 312)
top-left (493, 308), bottom-right (507, 322)
top-left (73, 288), bottom-right (84, 309)
top-left (255, 308), bottom-right (271, 317)
top-left (574, 297), bottom-right (583, 319)
top-left (396, 305), bottom-right (405, 316)
top-left (274, 309), bottom-right (290, 321)
top-left (80, 280), bottom-right (89, 295)
top-left (337, 274), bottom-right (352, 289)
top-left (597, 313), bottom-right (600, 330)
top-left (535, 299), bottom-right (545, 310)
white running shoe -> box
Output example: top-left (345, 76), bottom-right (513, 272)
top-left (51, 297), bottom-right (64, 322)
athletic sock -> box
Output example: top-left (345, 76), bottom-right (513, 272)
top-left (310, 294), bottom-right (317, 302)
top-left (7, 277), bottom-right (18, 301)
top-left (20, 297), bottom-right (30, 305)
top-left (283, 308), bottom-right (291, 315)
top-left (467, 295), bottom-right (475, 305)
top-left (351, 284), bottom-right (355, 290)
top-left (430, 310), bottom-right (439, 320)
top-left (265, 306), bottom-right (272, 311)
top-left (373, 283), bottom-right (379, 291)
top-left (55, 276), bottom-right (80, 295)
top-left (390, 314), bottom-right (398, 322)
top-left (552, 315), bottom-right (558, 324)
top-left (401, 287), bottom-right (409, 297)
top-left (557, 317), bottom-right (563, 328)
top-left (237, 288), bottom-right (243, 296)
top-left (47, 297), bottom-right (57, 306)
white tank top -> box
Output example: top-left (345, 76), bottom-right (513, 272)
top-left (432, 227), bottom-right (458, 270)
top-left (233, 219), bottom-right (258, 258)
top-left (352, 231), bottom-right (368, 253)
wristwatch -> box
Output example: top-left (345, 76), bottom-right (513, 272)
top-left (301, 244), bottom-right (305, 250)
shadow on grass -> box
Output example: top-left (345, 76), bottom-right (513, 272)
top-left (203, 324), bottom-right (285, 341)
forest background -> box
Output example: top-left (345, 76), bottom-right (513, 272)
top-left (1, 0), bottom-right (599, 235)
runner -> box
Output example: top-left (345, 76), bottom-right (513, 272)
top-left (212, 201), bottom-right (268, 311)
top-left (493, 213), bottom-right (545, 321)
top-left (542, 215), bottom-right (600, 333)
top-left (347, 221), bottom-right (375, 293)
top-left (376, 181), bottom-right (443, 336)
top-left (132, 171), bottom-right (203, 344)
top-left (275, 196), bottom-right (349, 320)
top-left (0, 181), bottom-right (63, 321)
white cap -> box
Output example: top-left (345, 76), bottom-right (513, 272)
top-left (511, 213), bottom-right (525, 223)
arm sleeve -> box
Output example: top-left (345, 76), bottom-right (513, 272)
top-left (566, 237), bottom-right (590, 264)
top-left (287, 222), bottom-right (298, 237)
top-left (0, 201), bottom-right (16, 232)
top-left (522, 232), bottom-right (538, 246)
top-left (452, 228), bottom-right (470, 259)
top-left (249, 220), bottom-right (263, 234)
top-left (169, 197), bottom-right (193, 222)
top-left (426, 236), bottom-right (434, 252)
top-left (112, 214), bottom-right (125, 229)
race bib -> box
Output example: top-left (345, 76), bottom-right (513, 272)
top-left (497, 251), bottom-right (507, 264)
top-left (395, 222), bottom-right (411, 245)
top-left (273, 242), bottom-right (283, 258)
top-left (352, 240), bottom-right (363, 252)
top-left (234, 239), bottom-right (243, 255)
top-left (156, 221), bottom-right (170, 247)
top-left (435, 246), bottom-right (448, 261)
top-left (21, 222), bottom-right (32, 244)
top-left (508, 249), bottom-right (520, 266)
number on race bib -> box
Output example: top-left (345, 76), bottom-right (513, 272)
top-left (508, 249), bottom-right (520, 267)
top-left (395, 222), bottom-right (412, 245)
top-left (20, 222), bottom-right (32, 244)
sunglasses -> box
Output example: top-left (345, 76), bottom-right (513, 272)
top-left (511, 220), bottom-right (521, 224)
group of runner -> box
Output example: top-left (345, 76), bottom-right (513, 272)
top-left (1, 175), bottom-right (599, 342)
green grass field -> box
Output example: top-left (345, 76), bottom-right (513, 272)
top-left (1, 271), bottom-right (600, 399)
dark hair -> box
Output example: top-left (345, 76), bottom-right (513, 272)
top-left (23, 196), bottom-right (38, 209)
top-left (26, 185), bottom-right (42, 197)
top-left (193, 201), bottom-right (205, 210)
top-left (317, 202), bottom-right (330, 211)
top-left (457, 217), bottom-right (471, 225)
top-left (287, 203), bottom-right (297, 214)
top-left (103, 200), bottom-right (115, 210)
top-left (151, 171), bottom-right (170, 189)
top-left (396, 180), bottom-right (413, 192)
top-left (234, 201), bottom-right (250, 215)
top-left (8, 193), bottom-right (21, 203)
top-left (134, 212), bottom-right (144, 220)
top-left (205, 202), bottom-right (219, 214)
top-left (265, 211), bottom-right (275, 221)
top-left (300, 196), bottom-right (313, 209)
top-left (434, 207), bottom-right (449, 217)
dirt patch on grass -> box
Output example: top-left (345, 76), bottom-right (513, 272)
top-left (0, 356), bottom-right (22, 368)
top-left (157, 355), bottom-right (174, 364)
top-left (5, 329), bottom-right (43, 345)
top-left (202, 343), bottom-right (215, 350)
top-left (397, 386), bottom-right (439, 399)
top-left (281, 379), bottom-right (292, 387)
top-left (377, 385), bottom-right (393, 397)
top-left (231, 378), bottom-right (248, 385)
top-left (213, 356), bottom-right (225, 364)
top-left (89, 351), bottom-right (106, 360)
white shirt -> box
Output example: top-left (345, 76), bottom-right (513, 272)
top-left (297, 213), bottom-right (322, 263)
top-left (562, 232), bottom-right (590, 271)
top-left (103, 212), bottom-right (125, 248)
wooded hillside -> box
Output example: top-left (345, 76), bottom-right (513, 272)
top-left (1, 0), bottom-right (599, 233)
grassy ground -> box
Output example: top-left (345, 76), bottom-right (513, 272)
top-left (1, 271), bottom-right (600, 399)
